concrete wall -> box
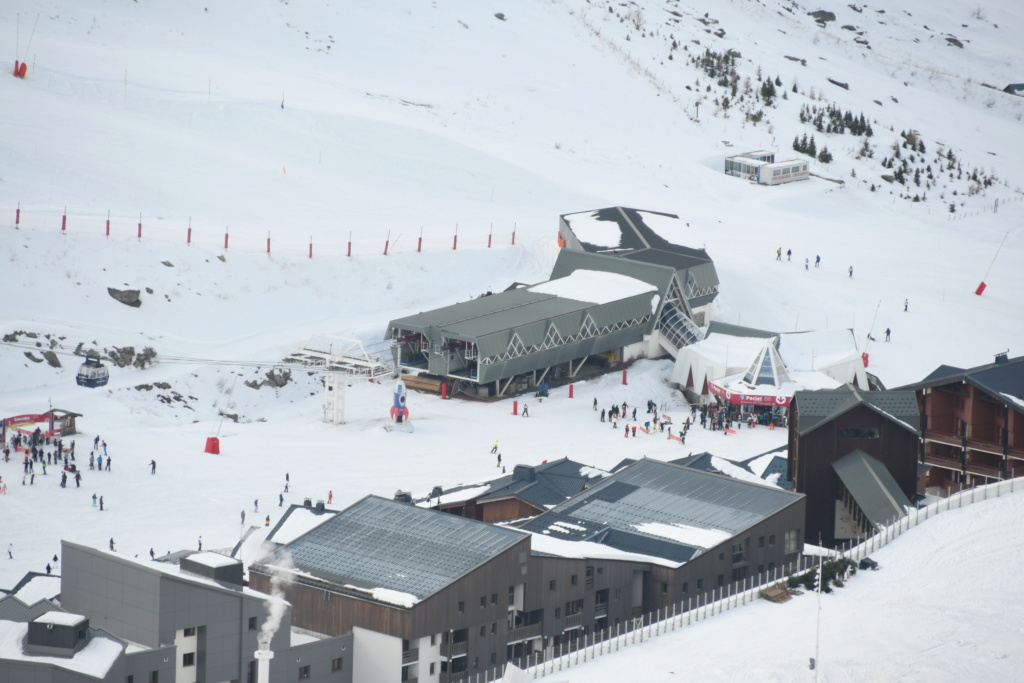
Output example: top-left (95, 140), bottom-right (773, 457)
top-left (352, 626), bottom-right (401, 683)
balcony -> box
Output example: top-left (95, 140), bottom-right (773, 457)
top-left (401, 648), bottom-right (419, 665)
top-left (594, 603), bottom-right (608, 618)
top-left (964, 457), bottom-right (1003, 480)
top-left (925, 429), bottom-right (963, 448)
top-left (439, 673), bottom-right (467, 683)
top-left (439, 641), bottom-right (467, 658)
top-left (562, 613), bottom-right (583, 630)
top-left (507, 623), bottom-right (542, 643)
top-left (924, 452), bottom-right (962, 473)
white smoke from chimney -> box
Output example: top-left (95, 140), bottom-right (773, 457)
top-left (258, 550), bottom-right (294, 650)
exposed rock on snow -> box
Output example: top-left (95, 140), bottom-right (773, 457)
top-left (107, 287), bottom-right (141, 307)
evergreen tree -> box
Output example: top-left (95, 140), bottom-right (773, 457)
top-left (809, 136), bottom-right (818, 157)
top-left (817, 146), bottom-right (832, 163)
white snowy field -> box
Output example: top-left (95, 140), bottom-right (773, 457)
top-left (1, 0), bottom-right (1023, 681)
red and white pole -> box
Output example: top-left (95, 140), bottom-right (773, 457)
top-left (384, 229), bottom-right (391, 256)
top-left (61, 207), bottom-right (67, 233)
top-left (187, 217), bottom-right (192, 246)
top-left (488, 223), bottom-right (492, 249)
top-left (15, 203), bottom-right (20, 229)
top-left (137, 213), bottom-right (142, 241)
top-left (224, 230), bottom-right (229, 250)
top-left (453, 224), bottom-right (458, 250)
top-left (347, 231), bottom-right (352, 258)
top-left (511, 222), bottom-right (516, 246)
top-left (106, 210), bottom-right (110, 237)
top-left (308, 237), bottom-right (313, 259)
top-left (266, 231), bottom-right (271, 254)
top-left (569, 384), bottom-right (574, 398)
top-left (417, 226), bottom-right (423, 253)
top-left (512, 400), bottom-right (518, 416)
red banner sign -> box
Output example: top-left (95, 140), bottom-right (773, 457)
top-left (708, 382), bottom-right (792, 407)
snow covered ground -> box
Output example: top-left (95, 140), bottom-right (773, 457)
top-left (1, 0), bottom-right (1023, 680)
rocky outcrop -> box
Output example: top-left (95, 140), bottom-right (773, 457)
top-left (107, 288), bottom-right (142, 307)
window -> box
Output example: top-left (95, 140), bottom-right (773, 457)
top-left (718, 552), bottom-right (725, 560)
top-left (549, 580), bottom-right (556, 591)
top-left (614, 588), bottom-right (620, 600)
top-left (472, 657), bottom-right (479, 669)
top-left (480, 596), bottom-right (487, 609)
top-left (248, 616), bottom-right (257, 631)
top-left (682, 582), bottom-right (688, 594)
top-left (769, 535), bottom-right (776, 547)
top-left (331, 657), bottom-right (344, 672)
top-left (491, 623), bottom-right (497, 634)
top-left (430, 634), bottom-right (436, 646)
top-left (554, 607), bottom-right (561, 619)
top-left (661, 583), bottom-right (668, 595)
top-left (183, 626), bottom-right (196, 637)
top-left (758, 536), bottom-right (765, 548)
top-left (149, 673), bottom-right (159, 683)
top-left (597, 567), bottom-right (603, 575)
top-left (571, 574), bottom-right (578, 586)
top-left (732, 541), bottom-right (747, 565)
top-left (784, 530), bottom-right (799, 555)
top-left (480, 625), bottom-right (487, 637)
top-left (508, 586), bottom-right (515, 605)
top-left (430, 663), bottom-right (435, 675)
top-left (491, 593), bottom-right (497, 605)
top-left (457, 601), bottom-right (465, 613)
top-left (490, 652), bottom-right (497, 665)
top-left (697, 579), bottom-right (704, 591)
top-left (717, 574), bottom-right (724, 587)
top-left (127, 677), bottom-right (134, 683)
top-left (183, 652), bottom-right (195, 667)
top-left (838, 427), bottom-right (879, 439)
top-left (299, 664), bottom-right (311, 680)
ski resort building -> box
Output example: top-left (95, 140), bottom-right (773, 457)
top-left (0, 542), bottom-right (353, 683)
top-left (387, 209), bottom-right (718, 398)
top-left (724, 151), bottom-right (810, 185)
top-left (249, 459), bottom-right (804, 683)
top-left (671, 322), bottom-right (869, 412)
top-left (897, 353), bottom-right (1024, 491)
top-left (787, 385), bottom-right (920, 547)
top-left (422, 457), bottom-right (606, 524)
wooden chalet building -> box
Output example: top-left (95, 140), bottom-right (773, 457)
top-left (897, 353), bottom-right (1024, 491)
top-left (425, 458), bottom-right (603, 523)
top-left (787, 385), bottom-right (920, 547)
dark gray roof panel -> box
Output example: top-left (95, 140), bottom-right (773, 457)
top-left (266, 496), bottom-right (527, 600)
top-left (794, 386), bottom-right (920, 436)
top-left (833, 450), bottom-right (911, 525)
top-left (705, 321), bottom-right (779, 339)
top-left (521, 459), bottom-right (803, 562)
top-left (897, 357), bottom-right (1024, 407)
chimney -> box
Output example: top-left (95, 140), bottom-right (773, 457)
top-left (254, 646), bottom-right (274, 683)
top-left (995, 351), bottom-right (1009, 365)
top-left (394, 490), bottom-right (412, 504)
top-left (315, 500), bottom-right (325, 513)
top-left (303, 498), bottom-right (312, 508)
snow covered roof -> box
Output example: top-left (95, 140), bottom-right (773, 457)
top-left (519, 458), bottom-right (803, 563)
top-left (529, 270), bottom-right (656, 305)
top-left (266, 505), bottom-right (338, 546)
top-left (187, 552), bottom-right (240, 568)
top-left (0, 621), bottom-right (122, 678)
top-left (34, 610), bottom-right (87, 626)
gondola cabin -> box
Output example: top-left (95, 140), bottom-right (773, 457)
top-left (76, 357), bottom-right (109, 388)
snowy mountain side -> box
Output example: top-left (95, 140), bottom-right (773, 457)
top-left (0, 1), bottom-right (1022, 680)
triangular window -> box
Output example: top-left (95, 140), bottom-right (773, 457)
top-left (580, 315), bottom-right (599, 338)
top-left (507, 333), bottom-right (527, 357)
top-left (542, 325), bottom-right (563, 349)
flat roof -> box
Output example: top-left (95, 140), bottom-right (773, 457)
top-left (34, 611), bottom-right (87, 626)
